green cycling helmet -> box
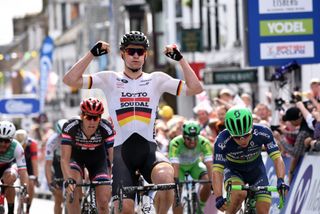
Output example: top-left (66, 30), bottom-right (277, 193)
top-left (225, 106), bottom-right (253, 136)
top-left (183, 121), bottom-right (201, 137)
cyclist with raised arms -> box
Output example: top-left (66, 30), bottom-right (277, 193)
top-left (45, 119), bottom-right (68, 214)
top-left (0, 121), bottom-right (29, 214)
top-left (212, 106), bottom-right (289, 214)
top-left (63, 31), bottom-right (203, 213)
top-left (60, 98), bottom-right (115, 214)
top-left (169, 121), bottom-right (212, 214)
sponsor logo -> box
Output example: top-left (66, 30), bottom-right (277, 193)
top-left (260, 41), bottom-right (314, 59)
top-left (259, 0), bottom-right (312, 14)
top-left (291, 165), bottom-right (312, 214)
top-left (260, 19), bottom-right (313, 36)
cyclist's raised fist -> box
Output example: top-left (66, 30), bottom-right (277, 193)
top-left (164, 44), bottom-right (183, 61)
top-left (90, 41), bottom-right (110, 56)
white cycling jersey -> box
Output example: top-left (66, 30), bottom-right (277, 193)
top-left (45, 132), bottom-right (61, 161)
top-left (0, 139), bottom-right (27, 170)
top-left (83, 71), bottom-right (187, 147)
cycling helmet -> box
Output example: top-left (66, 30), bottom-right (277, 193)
top-left (80, 97), bottom-right (104, 115)
top-left (225, 106), bottom-right (253, 136)
top-left (14, 129), bottom-right (28, 146)
top-left (119, 31), bottom-right (150, 50)
top-left (0, 121), bottom-right (16, 139)
top-left (55, 119), bottom-right (68, 134)
top-left (183, 121), bottom-right (201, 137)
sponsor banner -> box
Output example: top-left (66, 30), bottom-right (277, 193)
top-left (264, 155), bottom-right (291, 214)
top-left (39, 36), bottom-right (54, 113)
top-left (259, 0), bottom-right (312, 14)
top-left (0, 96), bottom-right (40, 115)
top-left (260, 19), bottom-right (313, 36)
top-left (284, 154), bottom-right (320, 214)
top-left (260, 41), bottom-right (314, 59)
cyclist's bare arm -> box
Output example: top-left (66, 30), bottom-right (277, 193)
top-left (273, 156), bottom-right (286, 179)
top-left (63, 52), bottom-right (94, 88)
top-left (179, 58), bottom-right (203, 96)
top-left (45, 160), bottom-right (53, 184)
top-left (212, 171), bottom-right (224, 197)
top-left (60, 144), bottom-right (73, 179)
top-left (63, 41), bottom-right (110, 88)
top-left (18, 169), bottom-right (29, 187)
top-left (204, 161), bottom-right (213, 181)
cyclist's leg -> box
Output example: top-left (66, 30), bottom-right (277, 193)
top-left (141, 145), bottom-right (174, 214)
top-left (66, 162), bottom-right (83, 214)
top-left (192, 161), bottom-right (211, 206)
top-left (88, 156), bottom-right (111, 214)
top-left (112, 145), bottom-right (136, 213)
top-left (252, 168), bottom-right (271, 214)
top-left (53, 188), bottom-right (63, 214)
top-left (151, 162), bottom-right (174, 214)
top-left (172, 166), bottom-right (188, 214)
top-left (2, 164), bottom-right (18, 214)
top-left (53, 157), bottom-right (64, 214)
top-left (224, 169), bottom-right (246, 214)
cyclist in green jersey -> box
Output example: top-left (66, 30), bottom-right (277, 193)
top-left (169, 121), bottom-right (212, 214)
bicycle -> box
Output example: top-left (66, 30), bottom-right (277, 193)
top-left (179, 176), bottom-right (211, 214)
top-left (0, 184), bottom-right (27, 214)
top-left (226, 181), bottom-right (286, 214)
top-left (117, 181), bottom-right (181, 213)
top-left (69, 180), bottom-right (111, 214)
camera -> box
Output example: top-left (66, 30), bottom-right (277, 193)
top-left (271, 60), bottom-right (300, 82)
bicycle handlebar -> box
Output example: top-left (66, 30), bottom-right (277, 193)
top-left (226, 181), bottom-right (285, 209)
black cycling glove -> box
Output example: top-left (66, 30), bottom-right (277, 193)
top-left (165, 46), bottom-right (183, 61)
top-left (64, 178), bottom-right (76, 189)
top-left (90, 42), bottom-right (108, 56)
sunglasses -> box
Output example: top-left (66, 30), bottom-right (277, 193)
top-left (232, 132), bottom-right (252, 140)
top-left (184, 136), bottom-right (198, 142)
top-left (0, 138), bottom-right (11, 144)
top-left (83, 114), bottom-right (101, 121)
top-left (125, 48), bottom-right (146, 56)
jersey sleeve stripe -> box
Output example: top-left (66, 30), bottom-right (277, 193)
top-left (88, 75), bottom-right (93, 89)
top-left (213, 164), bottom-right (224, 173)
top-left (269, 151), bottom-right (281, 161)
top-left (176, 80), bottom-right (183, 96)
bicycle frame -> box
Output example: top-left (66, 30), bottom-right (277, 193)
top-left (68, 180), bottom-right (111, 214)
top-left (179, 176), bottom-right (212, 214)
top-left (0, 184), bottom-right (27, 214)
top-left (226, 181), bottom-right (285, 214)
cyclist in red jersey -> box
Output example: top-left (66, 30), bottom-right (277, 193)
top-left (63, 31), bottom-right (203, 214)
top-left (14, 129), bottom-right (39, 214)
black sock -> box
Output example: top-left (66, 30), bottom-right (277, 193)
top-left (7, 203), bottom-right (14, 214)
top-left (27, 203), bottom-right (31, 212)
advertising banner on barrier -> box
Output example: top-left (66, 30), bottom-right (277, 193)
top-left (264, 155), bottom-right (291, 214)
top-left (283, 154), bottom-right (320, 213)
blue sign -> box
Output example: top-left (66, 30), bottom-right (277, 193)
top-left (39, 36), bottom-right (54, 113)
top-left (0, 97), bottom-right (40, 115)
top-left (247, 0), bottom-right (320, 66)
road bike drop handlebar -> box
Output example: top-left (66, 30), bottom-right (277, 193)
top-left (68, 180), bottom-right (112, 203)
top-left (226, 181), bottom-right (285, 209)
top-left (118, 182), bottom-right (181, 213)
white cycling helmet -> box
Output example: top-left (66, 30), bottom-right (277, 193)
top-left (55, 119), bottom-right (68, 134)
top-left (0, 121), bottom-right (16, 139)
top-left (14, 129), bottom-right (28, 146)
